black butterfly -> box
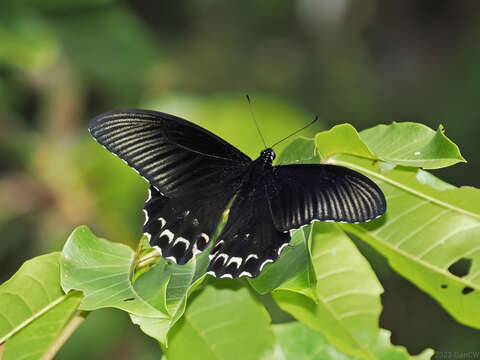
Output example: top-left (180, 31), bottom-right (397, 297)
top-left (89, 110), bottom-right (386, 278)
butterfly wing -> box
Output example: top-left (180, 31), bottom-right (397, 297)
top-left (268, 164), bottom-right (386, 232)
top-left (207, 184), bottom-right (290, 278)
top-left (143, 186), bottom-right (238, 264)
top-left (89, 110), bottom-right (251, 264)
top-left (88, 110), bottom-right (251, 197)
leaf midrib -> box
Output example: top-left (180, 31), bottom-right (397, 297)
top-left (0, 294), bottom-right (70, 344)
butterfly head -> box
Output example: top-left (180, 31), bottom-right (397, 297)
top-left (260, 148), bottom-right (276, 164)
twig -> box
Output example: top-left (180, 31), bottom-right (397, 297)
top-left (40, 311), bottom-right (89, 360)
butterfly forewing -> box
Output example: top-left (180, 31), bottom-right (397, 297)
top-left (269, 164), bottom-right (386, 232)
top-left (89, 110), bottom-right (251, 265)
top-left (88, 110), bottom-right (251, 197)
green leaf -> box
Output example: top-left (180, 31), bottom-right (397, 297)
top-left (274, 136), bottom-right (319, 165)
top-left (368, 330), bottom-right (434, 360)
top-left (313, 125), bottom-right (480, 329)
top-left (274, 223), bottom-right (383, 360)
top-left (249, 228), bottom-right (317, 301)
top-left (0, 253), bottom-right (82, 360)
top-left (315, 124), bottom-right (375, 161)
top-left (360, 122), bottom-right (465, 169)
top-left (60, 226), bottom-right (212, 345)
top-left (164, 284), bottom-right (275, 360)
top-left (130, 245), bottom-right (211, 345)
top-left (270, 321), bottom-right (357, 360)
top-left (269, 322), bottom-right (434, 360)
top-left (60, 226), bottom-right (171, 342)
top-left (338, 158), bottom-right (480, 328)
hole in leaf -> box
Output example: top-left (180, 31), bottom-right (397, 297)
top-left (440, 284), bottom-right (448, 289)
top-left (447, 258), bottom-right (472, 277)
top-left (462, 287), bottom-right (474, 295)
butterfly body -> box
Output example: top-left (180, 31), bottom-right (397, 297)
top-left (89, 109), bottom-right (386, 278)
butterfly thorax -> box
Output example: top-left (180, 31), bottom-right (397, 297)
top-left (259, 148), bottom-right (275, 164)
top-left (236, 148), bottom-right (276, 198)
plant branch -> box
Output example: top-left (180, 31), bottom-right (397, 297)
top-left (40, 311), bottom-right (89, 360)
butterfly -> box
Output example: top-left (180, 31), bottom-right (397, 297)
top-left (88, 109), bottom-right (386, 278)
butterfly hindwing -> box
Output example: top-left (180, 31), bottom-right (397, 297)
top-left (268, 164), bottom-right (386, 232)
top-left (207, 183), bottom-right (290, 278)
top-left (88, 110), bottom-right (251, 197)
top-left (144, 184), bottom-right (239, 265)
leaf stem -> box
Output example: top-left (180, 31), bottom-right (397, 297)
top-left (41, 311), bottom-right (89, 360)
top-left (136, 249), bottom-right (161, 269)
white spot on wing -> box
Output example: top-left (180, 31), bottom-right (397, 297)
top-left (143, 209), bottom-right (149, 225)
top-left (220, 273), bottom-right (233, 279)
top-left (206, 271), bottom-right (216, 276)
top-left (153, 245), bottom-right (162, 256)
top-left (192, 243), bottom-right (202, 256)
top-left (259, 259), bottom-right (274, 271)
top-left (227, 257), bottom-right (243, 268)
top-left (173, 237), bottom-right (190, 247)
top-left (278, 243), bottom-right (289, 256)
top-left (215, 253), bottom-right (228, 265)
top-left (215, 254), bottom-right (228, 265)
top-left (201, 233), bottom-right (209, 242)
top-left (160, 229), bottom-right (174, 243)
top-left (166, 256), bottom-right (177, 264)
top-left (144, 232), bottom-right (151, 241)
top-left (245, 254), bottom-right (259, 262)
top-left (239, 271), bottom-right (253, 278)
top-left (158, 217), bottom-right (166, 228)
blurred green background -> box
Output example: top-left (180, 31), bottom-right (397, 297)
top-left (1, 0), bottom-right (479, 358)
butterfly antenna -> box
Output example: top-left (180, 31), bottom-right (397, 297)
top-left (270, 115), bottom-right (319, 149)
top-left (246, 94), bottom-right (267, 149)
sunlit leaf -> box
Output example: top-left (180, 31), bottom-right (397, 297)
top-left (164, 283), bottom-right (275, 360)
top-left (0, 253), bottom-right (82, 360)
top-left (269, 322), bottom-right (433, 360)
top-left (360, 122), bottom-right (465, 169)
top-left (249, 228), bottom-right (317, 301)
top-left (131, 243), bottom-right (211, 345)
top-left (60, 226), bottom-right (171, 342)
top-left (269, 321), bottom-right (356, 360)
top-left (313, 126), bottom-right (480, 329)
top-left (274, 223), bottom-right (383, 360)
top-left (315, 124), bottom-right (375, 161)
